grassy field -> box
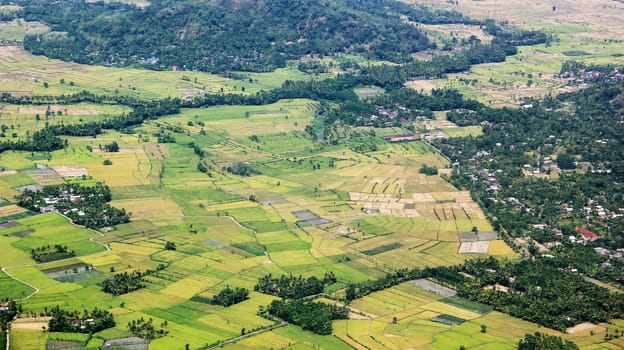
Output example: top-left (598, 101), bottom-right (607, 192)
top-left (0, 46), bottom-right (325, 100)
top-left (0, 103), bottom-right (131, 138)
top-left (9, 329), bottom-right (48, 350)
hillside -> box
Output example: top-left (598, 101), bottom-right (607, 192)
top-left (15, 0), bottom-right (469, 73)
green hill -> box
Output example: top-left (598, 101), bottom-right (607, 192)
top-left (16, 0), bottom-right (472, 73)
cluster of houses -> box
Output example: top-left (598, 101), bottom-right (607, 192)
top-left (469, 166), bottom-right (502, 192)
top-left (559, 68), bottom-right (624, 85)
top-left (137, 56), bottom-right (159, 65)
top-left (526, 222), bottom-right (600, 244)
top-left (72, 317), bottom-right (96, 330)
top-left (573, 228), bottom-right (624, 265)
top-left (360, 106), bottom-right (415, 126)
top-left (529, 221), bottom-right (624, 265)
top-left (39, 192), bottom-right (83, 215)
top-left (383, 134), bottom-right (420, 142)
top-left (522, 155), bottom-right (556, 177)
top-left (528, 223), bottom-right (621, 262)
top-left (421, 130), bottom-right (447, 140)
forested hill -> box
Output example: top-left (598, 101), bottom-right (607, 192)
top-left (16, 0), bottom-right (472, 73)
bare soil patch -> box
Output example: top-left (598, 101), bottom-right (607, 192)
top-left (484, 284), bottom-right (509, 293)
top-left (51, 165), bottom-right (88, 178)
top-left (567, 322), bottom-right (599, 334)
top-left (3, 91), bottom-right (31, 97)
top-left (410, 278), bottom-right (457, 297)
top-left (11, 316), bottom-right (52, 330)
top-left (0, 221), bottom-right (19, 229)
top-left (405, 79), bottom-right (438, 94)
top-left (420, 23), bottom-right (494, 43)
top-left (18, 106), bottom-right (100, 116)
top-left (32, 173), bottom-right (65, 186)
top-left (178, 87), bottom-right (207, 99)
top-left (459, 241), bottom-right (490, 254)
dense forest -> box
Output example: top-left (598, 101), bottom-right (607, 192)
top-left (30, 244), bottom-right (75, 263)
top-left (100, 270), bottom-right (146, 296)
top-left (0, 300), bottom-right (19, 349)
top-left (100, 264), bottom-right (167, 296)
top-left (0, 127), bottom-right (65, 153)
top-left (266, 299), bottom-right (348, 335)
top-left (254, 272), bottom-right (336, 299)
top-left (12, 0), bottom-right (547, 74)
top-left (253, 273), bottom-right (348, 334)
top-left (127, 317), bottom-right (168, 341)
top-left (18, 0), bottom-right (432, 72)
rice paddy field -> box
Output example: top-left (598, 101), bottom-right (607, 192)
top-left (1, 90), bottom-right (599, 348)
top-left (2, 89), bottom-right (611, 347)
top-left (0, 92), bottom-right (529, 348)
top-left (0, 1), bottom-right (621, 349)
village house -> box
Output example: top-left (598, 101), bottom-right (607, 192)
top-left (40, 206), bottom-right (56, 214)
top-left (383, 134), bottom-right (419, 142)
top-left (578, 227), bottom-right (600, 241)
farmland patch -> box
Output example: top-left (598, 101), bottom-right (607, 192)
top-left (293, 210), bottom-right (331, 227)
top-left (410, 279), bottom-right (457, 297)
top-left (361, 242), bottom-right (403, 256)
top-left (42, 263), bottom-right (99, 283)
top-left (458, 241), bottom-right (490, 254)
top-left (430, 314), bottom-right (467, 326)
top-left (50, 165), bottom-right (89, 178)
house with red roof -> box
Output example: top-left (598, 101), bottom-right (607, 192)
top-left (578, 228), bottom-right (600, 241)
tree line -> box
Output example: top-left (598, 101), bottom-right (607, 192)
top-left (127, 317), bottom-right (168, 342)
top-left (254, 272), bottom-right (345, 334)
top-left (47, 305), bottom-right (115, 333)
top-left (100, 265), bottom-right (169, 296)
top-left (30, 244), bottom-right (75, 263)
top-left (254, 272), bottom-right (336, 299)
top-left (266, 299), bottom-right (348, 335)
top-left (210, 286), bottom-right (249, 307)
